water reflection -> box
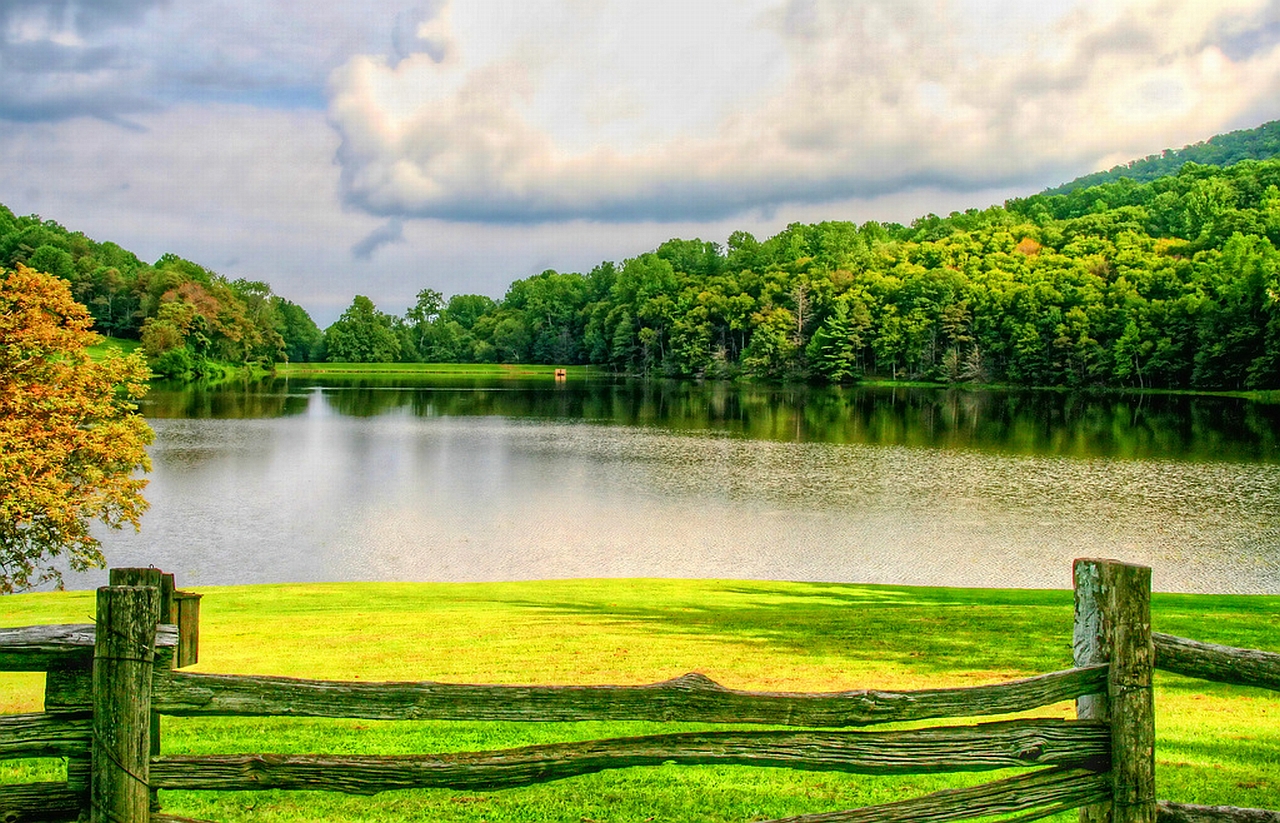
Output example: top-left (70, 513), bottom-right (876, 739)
top-left (144, 377), bottom-right (1280, 463)
top-left (71, 377), bottom-right (1280, 595)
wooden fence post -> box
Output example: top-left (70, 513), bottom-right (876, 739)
top-left (110, 567), bottom-right (173, 622)
top-left (109, 566), bottom-right (173, 811)
top-left (1073, 558), bottom-right (1156, 823)
top-left (92, 585), bottom-right (160, 823)
top-left (173, 590), bottom-right (202, 667)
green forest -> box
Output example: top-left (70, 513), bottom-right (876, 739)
top-left (4, 122), bottom-right (1280, 391)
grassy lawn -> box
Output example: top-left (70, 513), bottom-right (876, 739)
top-left (3, 579), bottom-right (1278, 822)
top-left (84, 335), bottom-right (141, 360)
top-left (275, 362), bottom-right (596, 378)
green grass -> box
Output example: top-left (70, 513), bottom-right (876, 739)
top-left (3, 579), bottom-right (1278, 821)
top-left (84, 335), bottom-right (141, 361)
top-left (275, 362), bottom-right (595, 378)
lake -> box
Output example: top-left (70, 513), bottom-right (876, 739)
top-left (73, 376), bottom-right (1280, 594)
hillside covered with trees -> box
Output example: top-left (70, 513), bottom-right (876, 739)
top-left (353, 157), bottom-right (1280, 391)
top-left (1043, 119), bottom-right (1280, 195)
top-left (4, 138), bottom-right (1280, 392)
top-left (0, 208), bottom-right (321, 378)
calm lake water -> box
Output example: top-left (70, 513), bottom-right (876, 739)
top-left (72, 377), bottom-right (1280, 594)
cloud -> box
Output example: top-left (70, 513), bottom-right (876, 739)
top-left (0, 104), bottom-right (367, 309)
top-left (392, 2), bottom-right (453, 65)
top-left (352, 218), bottom-right (405, 259)
top-left (0, 0), bottom-right (163, 120)
top-left (0, 0), bottom-right (423, 121)
top-left (327, 0), bottom-right (1280, 224)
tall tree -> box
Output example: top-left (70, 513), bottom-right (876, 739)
top-left (323, 295), bottom-right (401, 362)
top-left (0, 265), bottom-right (153, 592)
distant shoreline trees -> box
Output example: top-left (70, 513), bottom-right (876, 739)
top-left (0, 211), bottom-right (324, 378)
top-left (326, 158), bottom-right (1279, 391)
top-left (4, 130), bottom-right (1280, 391)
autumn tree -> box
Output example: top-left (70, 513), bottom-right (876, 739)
top-left (0, 265), bottom-right (153, 592)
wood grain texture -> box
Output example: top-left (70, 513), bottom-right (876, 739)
top-left (1153, 634), bottom-right (1280, 693)
top-left (0, 782), bottom-right (83, 823)
top-left (43, 628), bottom-right (175, 713)
top-left (149, 719), bottom-right (1108, 793)
top-left (762, 766), bottom-right (1113, 823)
top-left (0, 625), bottom-right (95, 673)
top-left (91, 586), bottom-right (159, 823)
top-left (150, 665), bottom-right (1107, 727)
top-left (1074, 558), bottom-right (1156, 823)
top-left (1156, 802), bottom-right (1280, 822)
top-left (1107, 563), bottom-right (1155, 823)
top-left (0, 712), bottom-right (91, 760)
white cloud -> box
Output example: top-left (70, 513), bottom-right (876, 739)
top-left (6, 0), bottom-right (1280, 327)
top-left (328, 0), bottom-right (1280, 224)
top-left (0, 104), bottom-right (382, 316)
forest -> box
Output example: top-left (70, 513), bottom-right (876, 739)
top-left (1042, 119), bottom-right (1280, 195)
top-left (0, 216), bottom-right (321, 378)
top-left (3, 126), bottom-right (1280, 391)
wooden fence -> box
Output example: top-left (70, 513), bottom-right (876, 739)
top-left (0, 559), bottom-right (1276, 823)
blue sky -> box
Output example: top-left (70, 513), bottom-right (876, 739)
top-left (3, 0), bottom-right (1280, 325)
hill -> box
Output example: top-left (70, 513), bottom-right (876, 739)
top-left (1043, 120), bottom-right (1280, 196)
top-left (6, 119), bottom-right (1280, 391)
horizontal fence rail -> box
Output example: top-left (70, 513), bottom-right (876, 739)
top-left (93, 665), bottom-right (1109, 726)
top-left (769, 767), bottom-right (1114, 823)
top-left (1155, 802), bottom-right (1280, 823)
top-left (0, 781), bottom-right (86, 822)
top-left (0, 712), bottom-right (91, 759)
top-left (0, 623), bottom-right (177, 675)
top-left (149, 719), bottom-right (1110, 794)
top-left (0, 625), bottom-right (97, 672)
top-left (1150, 633), bottom-right (1280, 823)
top-left (1154, 633), bottom-right (1280, 693)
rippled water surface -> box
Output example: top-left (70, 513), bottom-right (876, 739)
top-left (75, 378), bottom-right (1280, 593)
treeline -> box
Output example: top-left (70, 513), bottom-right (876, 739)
top-left (5, 147), bottom-right (1280, 391)
top-left (338, 157), bottom-right (1280, 391)
top-left (0, 207), bottom-right (322, 378)
top-left (1043, 119), bottom-right (1280, 196)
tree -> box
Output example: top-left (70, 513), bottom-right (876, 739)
top-left (322, 295), bottom-right (401, 363)
top-left (273, 298), bottom-right (322, 362)
top-left (402, 288), bottom-right (444, 361)
top-left (0, 265), bottom-right (153, 592)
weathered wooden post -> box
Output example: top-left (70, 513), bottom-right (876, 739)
top-left (108, 566), bottom-right (174, 814)
top-left (173, 589), bottom-right (202, 667)
top-left (1073, 559), bottom-right (1156, 823)
top-left (110, 567), bottom-right (172, 620)
top-left (91, 585), bottom-right (160, 823)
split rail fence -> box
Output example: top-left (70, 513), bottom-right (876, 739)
top-left (1, 559), bottom-right (1277, 823)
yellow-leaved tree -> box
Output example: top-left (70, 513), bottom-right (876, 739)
top-left (0, 265), bottom-right (153, 592)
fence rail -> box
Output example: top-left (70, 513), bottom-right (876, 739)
top-left (1, 559), bottom-right (1276, 823)
top-left (1153, 633), bottom-right (1280, 693)
top-left (148, 718), bottom-right (1110, 794)
top-left (140, 664), bottom-right (1107, 724)
top-left (1149, 633), bottom-right (1280, 823)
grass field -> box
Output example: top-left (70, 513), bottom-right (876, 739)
top-left (84, 335), bottom-right (141, 360)
top-left (3, 579), bottom-right (1278, 822)
top-left (275, 362), bottom-right (596, 379)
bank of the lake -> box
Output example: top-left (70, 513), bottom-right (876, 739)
top-left (274, 361), bottom-right (596, 378)
top-left (2, 579), bottom-right (1277, 822)
top-left (88, 337), bottom-right (1280, 405)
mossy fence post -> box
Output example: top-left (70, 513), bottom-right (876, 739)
top-left (1073, 558), bottom-right (1156, 823)
top-left (91, 584), bottom-right (160, 823)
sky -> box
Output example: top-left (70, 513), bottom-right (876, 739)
top-left (3, 0), bottom-right (1280, 326)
